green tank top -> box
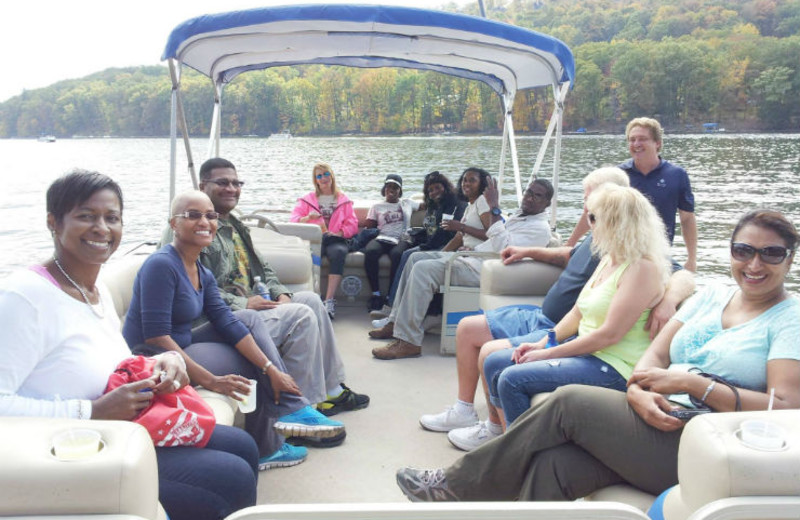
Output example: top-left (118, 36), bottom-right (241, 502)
top-left (576, 256), bottom-right (651, 379)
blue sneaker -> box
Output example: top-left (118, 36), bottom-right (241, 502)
top-left (258, 442), bottom-right (307, 470)
top-left (274, 405), bottom-right (345, 439)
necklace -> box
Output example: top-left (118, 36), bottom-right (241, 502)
top-left (53, 256), bottom-right (105, 319)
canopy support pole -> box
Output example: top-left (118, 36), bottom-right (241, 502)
top-left (207, 81), bottom-right (223, 159)
top-left (168, 59), bottom-right (198, 193)
top-left (528, 82), bottom-right (569, 229)
top-left (497, 92), bottom-right (522, 206)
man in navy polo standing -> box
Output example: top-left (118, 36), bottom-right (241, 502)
top-left (567, 117), bottom-right (697, 272)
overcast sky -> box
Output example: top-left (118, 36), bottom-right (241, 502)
top-left (1, 0), bottom-right (475, 103)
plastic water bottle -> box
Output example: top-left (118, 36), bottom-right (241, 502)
top-left (545, 329), bottom-right (558, 349)
top-left (252, 276), bottom-right (271, 301)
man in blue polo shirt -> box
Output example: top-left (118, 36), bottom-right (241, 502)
top-left (567, 117), bottom-right (697, 272)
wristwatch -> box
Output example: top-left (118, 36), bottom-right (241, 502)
top-left (490, 207), bottom-right (502, 217)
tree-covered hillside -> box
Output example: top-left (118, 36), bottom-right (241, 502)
top-left (1, 0), bottom-right (798, 137)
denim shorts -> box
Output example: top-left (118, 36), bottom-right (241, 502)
top-left (485, 304), bottom-right (555, 347)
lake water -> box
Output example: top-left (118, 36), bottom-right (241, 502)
top-left (1, 134), bottom-right (798, 292)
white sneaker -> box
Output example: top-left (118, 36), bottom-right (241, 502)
top-left (324, 298), bottom-right (336, 319)
top-left (447, 420), bottom-right (501, 451)
top-left (371, 316), bottom-right (391, 329)
top-left (370, 304), bottom-right (392, 319)
top-left (419, 406), bottom-right (478, 432)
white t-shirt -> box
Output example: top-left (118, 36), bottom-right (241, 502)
top-left (461, 194), bottom-right (490, 250)
top-left (0, 269), bottom-right (131, 419)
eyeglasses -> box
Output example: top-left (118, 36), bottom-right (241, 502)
top-left (588, 213), bottom-right (596, 224)
top-left (207, 179), bottom-right (245, 188)
top-left (173, 210), bottom-right (219, 221)
top-left (731, 242), bottom-right (792, 265)
top-left (315, 171), bottom-right (331, 180)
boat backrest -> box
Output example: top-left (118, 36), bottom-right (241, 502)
top-left (479, 258), bottom-right (564, 311)
top-left (224, 501), bottom-right (649, 520)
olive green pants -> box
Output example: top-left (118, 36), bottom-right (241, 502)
top-left (445, 385), bottom-right (683, 501)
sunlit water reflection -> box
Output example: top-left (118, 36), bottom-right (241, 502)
top-left (1, 134), bottom-right (798, 293)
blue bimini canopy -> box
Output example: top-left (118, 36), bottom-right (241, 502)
top-left (162, 4), bottom-right (574, 99)
top-left (162, 4), bottom-right (574, 224)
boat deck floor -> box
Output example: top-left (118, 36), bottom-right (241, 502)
top-left (256, 303), bottom-right (489, 503)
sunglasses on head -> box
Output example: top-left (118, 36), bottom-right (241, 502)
top-left (425, 171), bottom-right (441, 179)
top-left (316, 171), bottom-right (331, 180)
top-left (730, 242), bottom-right (792, 265)
top-left (207, 179), bottom-right (244, 188)
top-left (173, 210), bottom-right (219, 221)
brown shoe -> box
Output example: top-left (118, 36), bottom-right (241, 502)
top-left (372, 339), bottom-right (422, 360)
top-left (369, 321), bottom-right (394, 339)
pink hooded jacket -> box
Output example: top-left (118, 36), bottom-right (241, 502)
top-left (290, 191), bottom-right (359, 239)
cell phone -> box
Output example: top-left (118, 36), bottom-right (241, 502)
top-left (668, 408), bottom-right (712, 420)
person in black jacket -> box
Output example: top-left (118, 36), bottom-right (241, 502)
top-left (370, 171), bottom-right (466, 319)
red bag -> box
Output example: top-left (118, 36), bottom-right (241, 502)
top-left (105, 356), bottom-right (216, 448)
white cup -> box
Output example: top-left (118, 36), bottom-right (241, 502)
top-left (739, 419), bottom-right (787, 451)
top-left (235, 379), bottom-right (257, 414)
top-left (441, 213), bottom-right (454, 222)
top-left (52, 429), bottom-right (103, 461)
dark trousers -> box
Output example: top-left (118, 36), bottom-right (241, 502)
top-left (322, 234), bottom-right (349, 275)
top-left (363, 238), bottom-right (411, 293)
top-left (445, 385), bottom-right (682, 501)
top-left (157, 424), bottom-right (258, 520)
top-left (186, 309), bottom-right (309, 457)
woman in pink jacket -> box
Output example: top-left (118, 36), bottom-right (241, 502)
top-left (291, 162), bottom-right (358, 319)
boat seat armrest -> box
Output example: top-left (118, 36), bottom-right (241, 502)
top-left (0, 417), bottom-right (159, 519)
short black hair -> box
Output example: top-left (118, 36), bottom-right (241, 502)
top-left (532, 178), bottom-right (555, 202)
top-left (456, 167), bottom-right (490, 201)
top-left (46, 169), bottom-right (123, 223)
top-left (200, 157), bottom-right (236, 181)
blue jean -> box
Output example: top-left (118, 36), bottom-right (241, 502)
top-left (484, 348), bottom-right (627, 425)
top-left (157, 424), bottom-right (258, 520)
top-left (386, 245), bottom-right (420, 305)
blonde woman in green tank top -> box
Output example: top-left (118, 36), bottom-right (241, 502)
top-left (486, 184), bottom-right (671, 425)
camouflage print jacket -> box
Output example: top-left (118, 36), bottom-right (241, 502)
top-left (199, 214), bottom-right (291, 311)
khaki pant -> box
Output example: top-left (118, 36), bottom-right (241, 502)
top-left (446, 385), bottom-right (682, 500)
top-left (390, 251), bottom-right (481, 346)
top-left (258, 291), bottom-right (346, 404)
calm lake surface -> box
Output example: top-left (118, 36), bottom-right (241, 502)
top-left (1, 134), bottom-right (798, 292)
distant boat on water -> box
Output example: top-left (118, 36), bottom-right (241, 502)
top-left (37, 134), bottom-right (56, 142)
top-left (269, 130), bottom-right (292, 139)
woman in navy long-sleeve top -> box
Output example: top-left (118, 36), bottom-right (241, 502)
top-left (122, 190), bottom-right (343, 465)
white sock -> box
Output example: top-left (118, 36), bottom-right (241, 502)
top-left (487, 421), bottom-right (503, 435)
top-left (454, 399), bottom-right (474, 417)
top-left (327, 384), bottom-right (345, 398)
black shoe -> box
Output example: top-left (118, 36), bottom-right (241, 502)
top-left (368, 295), bottom-right (384, 312)
top-left (318, 384), bottom-right (370, 416)
top-left (287, 430), bottom-right (346, 448)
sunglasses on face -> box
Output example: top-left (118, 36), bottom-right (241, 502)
top-left (730, 242), bottom-right (792, 265)
top-left (207, 179), bottom-right (245, 188)
top-left (588, 213), bottom-right (596, 224)
top-left (315, 171), bottom-right (332, 180)
top-left (173, 210), bottom-right (219, 221)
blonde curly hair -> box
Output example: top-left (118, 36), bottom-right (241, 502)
top-left (586, 184), bottom-right (670, 283)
